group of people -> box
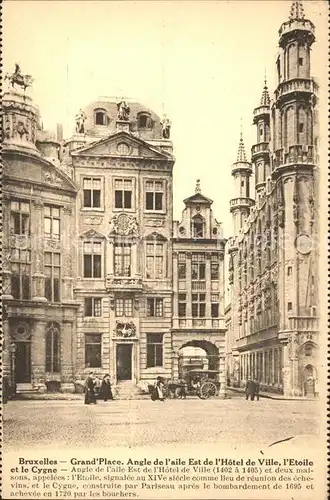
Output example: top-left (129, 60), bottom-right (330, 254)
top-left (84, 372), bottom-right (114, 405)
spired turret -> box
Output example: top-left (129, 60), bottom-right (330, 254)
top-left (230, 132), bottom-right (254, 237)
top-left (272, 0), bottom-right (318, 175)
top-left (252, 79), bottom-right (271, 197)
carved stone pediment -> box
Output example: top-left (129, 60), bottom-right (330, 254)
top-left (80, 229), bottom-right (105, 239)
top-left (71, 131), bottom-right (173, 161)
top-left (144, 231), bottom-right (167, 241)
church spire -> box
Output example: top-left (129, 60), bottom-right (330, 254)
top-left (260, 76), bottom-right (270, 107)
top-left (289, 1), bottom-right (305, 21)
top-left (237, 128), bottom-right (247, 162)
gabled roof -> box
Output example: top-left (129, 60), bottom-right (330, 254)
top-left (71, 130), bottom-right (174, 161)
top-left (183, 179), bottom-right (213, 205)
top-left (183, 192), bottom-right (213, 205)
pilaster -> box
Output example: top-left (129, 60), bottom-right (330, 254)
top-left (61, 205), bottom-right (75, 302)
top-left (172, 252), bottom-right (178, 317)
top-left (31, 199), bottom-right (47, 302)
top-left (2, 318), bottom-right (11, 378)
top-left (186, 254), bottom-right (192, 317)
top-left (205, 254), bottom-right (211, 317)
top-left (31, 320), bottom-right (47, 392)
top-left (107, 238), bottom-right (114, 277)
top-left (218, 355), bottom-right (226, 399)
top-left (60, 321), bottom-right (75, 393)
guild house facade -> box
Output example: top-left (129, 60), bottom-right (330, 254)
top-left (226, 1), bottom-right (319, 397)
top-left (2, 78), bottom-right (226, 396)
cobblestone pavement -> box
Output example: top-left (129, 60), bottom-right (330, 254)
top-left (3, 393), bottom-right (319, 451)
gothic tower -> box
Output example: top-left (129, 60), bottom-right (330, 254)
top-left (229, 132), bottom-right (254, 237)
top-left (272, 0), bottom-right (318, 396)
top-left (252, 79), bottom-right (271, 204)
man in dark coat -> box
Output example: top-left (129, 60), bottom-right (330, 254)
top-left (245, 379), bottom-right (257, 401)
top-left (84, 372), bottom-right (97, 404)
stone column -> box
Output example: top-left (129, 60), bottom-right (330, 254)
top-left (282, 342), bottom-right (291, 396)
top-left (61, 206), bottom-right (74, 302)
top-left (60, 321), bottom-right (75, 393)
top-left (31, 320), bottom-right (47, 392)
top-left (272, 348), bottom-right (275, 385)
top-left (218, 354), bottom-right (226, 399)
top-left (31, 199), bottom-right (47, 302)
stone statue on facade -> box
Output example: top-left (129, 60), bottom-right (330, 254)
top-left (160, 114), bottom-right (171, 139)
top-left (117, 100), bottom-right (130, 121)
top-left (75, 109), bottom-right (87, 134)
top-left (5, 63), bottom-right (34, 92)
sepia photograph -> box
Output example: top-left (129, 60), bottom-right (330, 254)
top-left (1, 0), bottom-right (328, 498)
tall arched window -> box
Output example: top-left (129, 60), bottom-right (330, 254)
top-left (45, 322), bottom-right (60, 373)
top-left (192, 215), bottom-right (204, 238)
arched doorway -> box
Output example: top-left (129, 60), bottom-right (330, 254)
top-left (178, 340), bottom-right (219, 379)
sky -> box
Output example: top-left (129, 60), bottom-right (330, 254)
top-left (3, 0), bottom-right (327, 236)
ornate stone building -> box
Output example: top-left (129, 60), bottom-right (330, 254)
top-left (2, 80), bottom-right (78, 394)
top-left (226, 1), bottom-right (319, 397)
top-left (65, 100), bottom-right (175, 395)
top-left (3, 81), bottom-right (226, 396)
top-left (172, 181), bottom-right (227, 397)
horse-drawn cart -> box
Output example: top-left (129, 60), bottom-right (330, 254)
top-left (167, 369), bottom-right (220, 400)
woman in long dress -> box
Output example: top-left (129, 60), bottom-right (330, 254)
top-left (153, 376), bottom-right (165, 402)
top-left (84, 372), bottom-right (97, 404)
top-left (100, 374), bottom-right (114, 402)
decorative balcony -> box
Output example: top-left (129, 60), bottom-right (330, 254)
top-left (288, 316), bottom-right (319, 333)
top-left (229, 197), bottom-right (254, 212)
top-left (191, 280), bottom-right (206, 292)
top-left (272, 145), bottom-right (316, 171)
top-left (278, 19), bottom-right (315, 46)
top-left (173, 317), bottom-right (226, 331)
top-left (106, 275), bottom-right (143, 291)
top-left (253, 106), bottom-right (270, 122)
top-left (251, 142), bottom-right (269, 158)
top-left (275, 78), bottom-right (318, 102)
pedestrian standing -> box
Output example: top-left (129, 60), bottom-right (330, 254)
top-left (245, 379), bottom-right (256, 401)
top-left (100, 374), bottom-right (114, 402)
top-left (84, 372), bottom-right (97, 405)
top-left (153, 376), bottom-right (165, 402)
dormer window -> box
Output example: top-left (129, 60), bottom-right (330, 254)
top-left (94, 109), bottom-right (107, 126)
top-left (137, 111), bottom-right (152, 129)
top-left (192, 215), bottom-right (204, 238)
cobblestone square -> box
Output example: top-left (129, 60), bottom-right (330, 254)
top-left (3, 394), bottom-right (319, 451)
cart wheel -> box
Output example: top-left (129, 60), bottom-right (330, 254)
top-left (198, 381), bottom-right (217, 399)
